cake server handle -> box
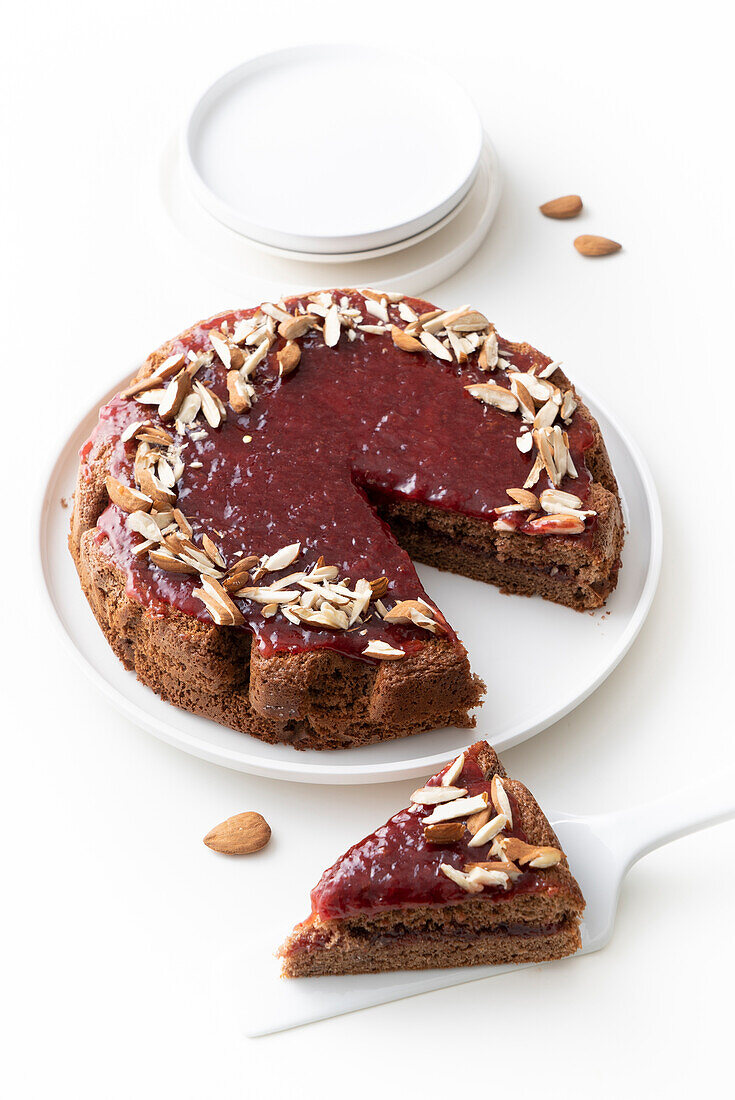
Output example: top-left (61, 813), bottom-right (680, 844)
top-left (594, 768), bottom-right (735, 873)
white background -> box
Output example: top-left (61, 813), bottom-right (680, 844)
top-left (3, 1), bottom-right (734, 1097)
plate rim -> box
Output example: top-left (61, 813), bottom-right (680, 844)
top-left (182, 44), bottom-right (484, 255)
top-left (37, 370), bottom-right (662, 785)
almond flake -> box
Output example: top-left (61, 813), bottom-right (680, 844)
top-left (410, 786), bottom-right (468, 805)
top-left (234, 587), bottom-right (301, 604)
top-left (363, 296), bottom-right (390, 323)
top-left (527, 847), bottom-right (563, 868)
top-left (278, 341), bottom-right (301, 377)
top-left (467, 813), bottom-right (508, 847)
top-left (422, 793), bottom-right (489, 825)
top-left (478, 330), bottom-right (499, 371)
top-left (323, 305), bottom-right (341, 348)
top-left (442, 752), bottom-right (466, 787)
top-left (419, 330), bottom-right (453, 361)
top-left (105, 476), bottom-right (153, 514)
top-left (465, 383), bottom-right (519, 413)
top-left (525, 513), bottom-right (586, 535)
top-left (209, 330), bottom-right (235, 369)
top-left (490, 776), bottom-right (513, 826)
top-left (202, 534), bottom-right (226, 568)
top-left (362, 640), bottom-right (405, 660)
top-left (278, 313), bottom-right (317, 341)
top-left (466, 867), bottom-right (509, 888)
top-left (561, 389), bottom-right (577, 421)
top-left (263, 542), bottom-right (300, 572)
top-left (506, 488), bottom-right (540, 510)
top-left (127, 510), bottom-right (164, 543)
top-left (466, 808), bottom-right (492, 836)
top-left (538, 360), bottom-right (562, 379)
top-left (193, 381), bottom-right (224, 429)
top-left (226, 370), bottom-right (253, 413)
top-left (397, 301), bottom-right (419, 323)
top-left (241, 339), bottom-right (270, 378)
top-left (148, 548), bottom-right (198, 574)
top-left (390, 325), bottom-right (424, 353)
top-left (516, 433), bottom-right (534, 454)
top-left (439, 864), bottom-right (483, 893)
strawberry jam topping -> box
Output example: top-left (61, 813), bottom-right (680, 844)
top-left (82, 292), bottom-right (594, 661)
top-left (309, 743), bottom-right (546, 919)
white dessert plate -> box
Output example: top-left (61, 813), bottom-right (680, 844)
top-left (183, 45), bottom-right (484, 255)
top-left (232, 769), bottom-right (735, 1034)
top-left (38, 374), bottom-right (661, 785)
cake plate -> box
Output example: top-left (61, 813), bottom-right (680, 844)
top-left (38, 372), bottom-right (661, 785)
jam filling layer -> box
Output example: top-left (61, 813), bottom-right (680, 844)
top-left (82, 291), bottom-right (595, 661)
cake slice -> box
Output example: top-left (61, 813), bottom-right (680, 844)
top-left (279, 741), bottom-right (585, 976)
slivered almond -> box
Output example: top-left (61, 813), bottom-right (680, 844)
top-left (467, 813), bottom-right (508, 847)
top-left (534, 397), bottom-right (559, 429)
top-left (466, 808), bottom-right (492, 836)
top-left (173, 508), bottom-right (193, 539)
top-left (105, 476), bottom-right (153, 514)
top-left (369, 576), bottom-right (389, 598)
top-left (278, 313), bottom-right (317, 341)
top-left (441, 307), bottom-right (490, 332)
top-left (194, 575), bottom-right (244, 626)
top-left (193, 381), bottom-right (224, 429)
top-left (410, 786), bottom-right (468, 805)
top-left (516, 432), bottom-right (534, 455)
top-left (136, 458), bottom-right (176, 506)
top-left (278, 341), bottom-right (301, 376)
top-left (442, 753), bottom-right (465, 787)
top-left (465, 383), bottom-right (518, 413)
top-left (209, 329), bottom-right (234, 368)
top-left (528, 847), bottom-right (564, 868)
top-left (148, 548), bottom-right (198, 574)
top-left (363, 296), bottom-right (390, 323)
top-left (127, 510), bottom-right (164, 543)
top-left (525, 513), bottom-right (585, 535)
top-left (511, 378), bottom-right (536, 421)
top-left (533, 428), bottom-right (561, 486)
top-left (490, 776), bottom-right (513, 826)
top-left (323, 305), bottom-right (341, 347)
top-left (424, 823), bottom-right (466, 844)
top-left (464, 860), bottom-right (520, 880)
top-left (478, 330), bottom-right (499, 371)
top-left (561, 389), bottom-right (577, 421)
top-left (158, 372), bottom-right (192, 421)
top-left (440, 864), bottom-right (483, 893)
top-left (390, 325), bottom-right (424, 353)
top-left (506, 488), bottom-right (540, 510)
top-left (234, 587), bottom-right (301, 604)
top-left (539, 488), bottom-right (583, 513)
top-left (419, 330), bottom-right (453, 361)
top-left (135, 426), bottom-right (175, 446)
top-left (263, 542), bottom-right (300, 572)
top-left (362, 640), bottom-right (405, 659)
top-left (540, 194), bottom-right (583, 219)
top-left (422, 793), bottom-right (489, 825)
top-left (202, 534), bottom-right (226, 568)
top-left (467, 867), bottom-right (509, 888)
top-left (523, 453), bottom-right (544, 490)
top-left (226, 370), bottom-right (252, 413)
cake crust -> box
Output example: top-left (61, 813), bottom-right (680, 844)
top-left (70, 290), bottom-right (623, 749)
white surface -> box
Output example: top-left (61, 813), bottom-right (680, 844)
top-left (244, 770), bottom-right (735, 1033)
top-left (3, 2), bottom-right (734, 1098)
top-left (165, 136), bottom-right (502, 295)
top-left (39, 379), bottom-right (661, 783)
top-left (184, 46), bottom-right (483, 253)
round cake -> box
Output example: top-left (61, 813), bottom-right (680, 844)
top-left (70, 289), bottom-right (624, 749)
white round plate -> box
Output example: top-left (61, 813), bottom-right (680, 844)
top-left (39, 374), bottom-right (661, 785)
top-left (162, 139), bottom-right (501, 297)
top-left (183, 45), bottom-right (483, 255)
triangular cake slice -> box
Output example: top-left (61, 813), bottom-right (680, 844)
top-left (279, 741), bottom-right (585, 976)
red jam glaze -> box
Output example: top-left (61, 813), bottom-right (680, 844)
top-left (309, 743), bottom-right (550, 921)
top-left (82, 291), bottom-right (595, 660)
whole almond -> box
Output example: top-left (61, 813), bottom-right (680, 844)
top-left (539, 194), bottom-right (583, 219)
top-left (574, 235), bottom-right (622, 257)
top-left (203, 811), bottom-right (271, 855)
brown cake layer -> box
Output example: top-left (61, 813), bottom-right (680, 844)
top-left (70, 291), bottom-right (623, 749)
top-left (279, 744), bottom-right (585, 975)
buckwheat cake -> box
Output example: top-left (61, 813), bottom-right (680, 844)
top-left (70, 289), bottom-right (624, 750)
top-left (279, 740), bottom-right (585, 975)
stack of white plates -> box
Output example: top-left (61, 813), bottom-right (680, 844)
top-left (169, 45), bottom-right (501, 295)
